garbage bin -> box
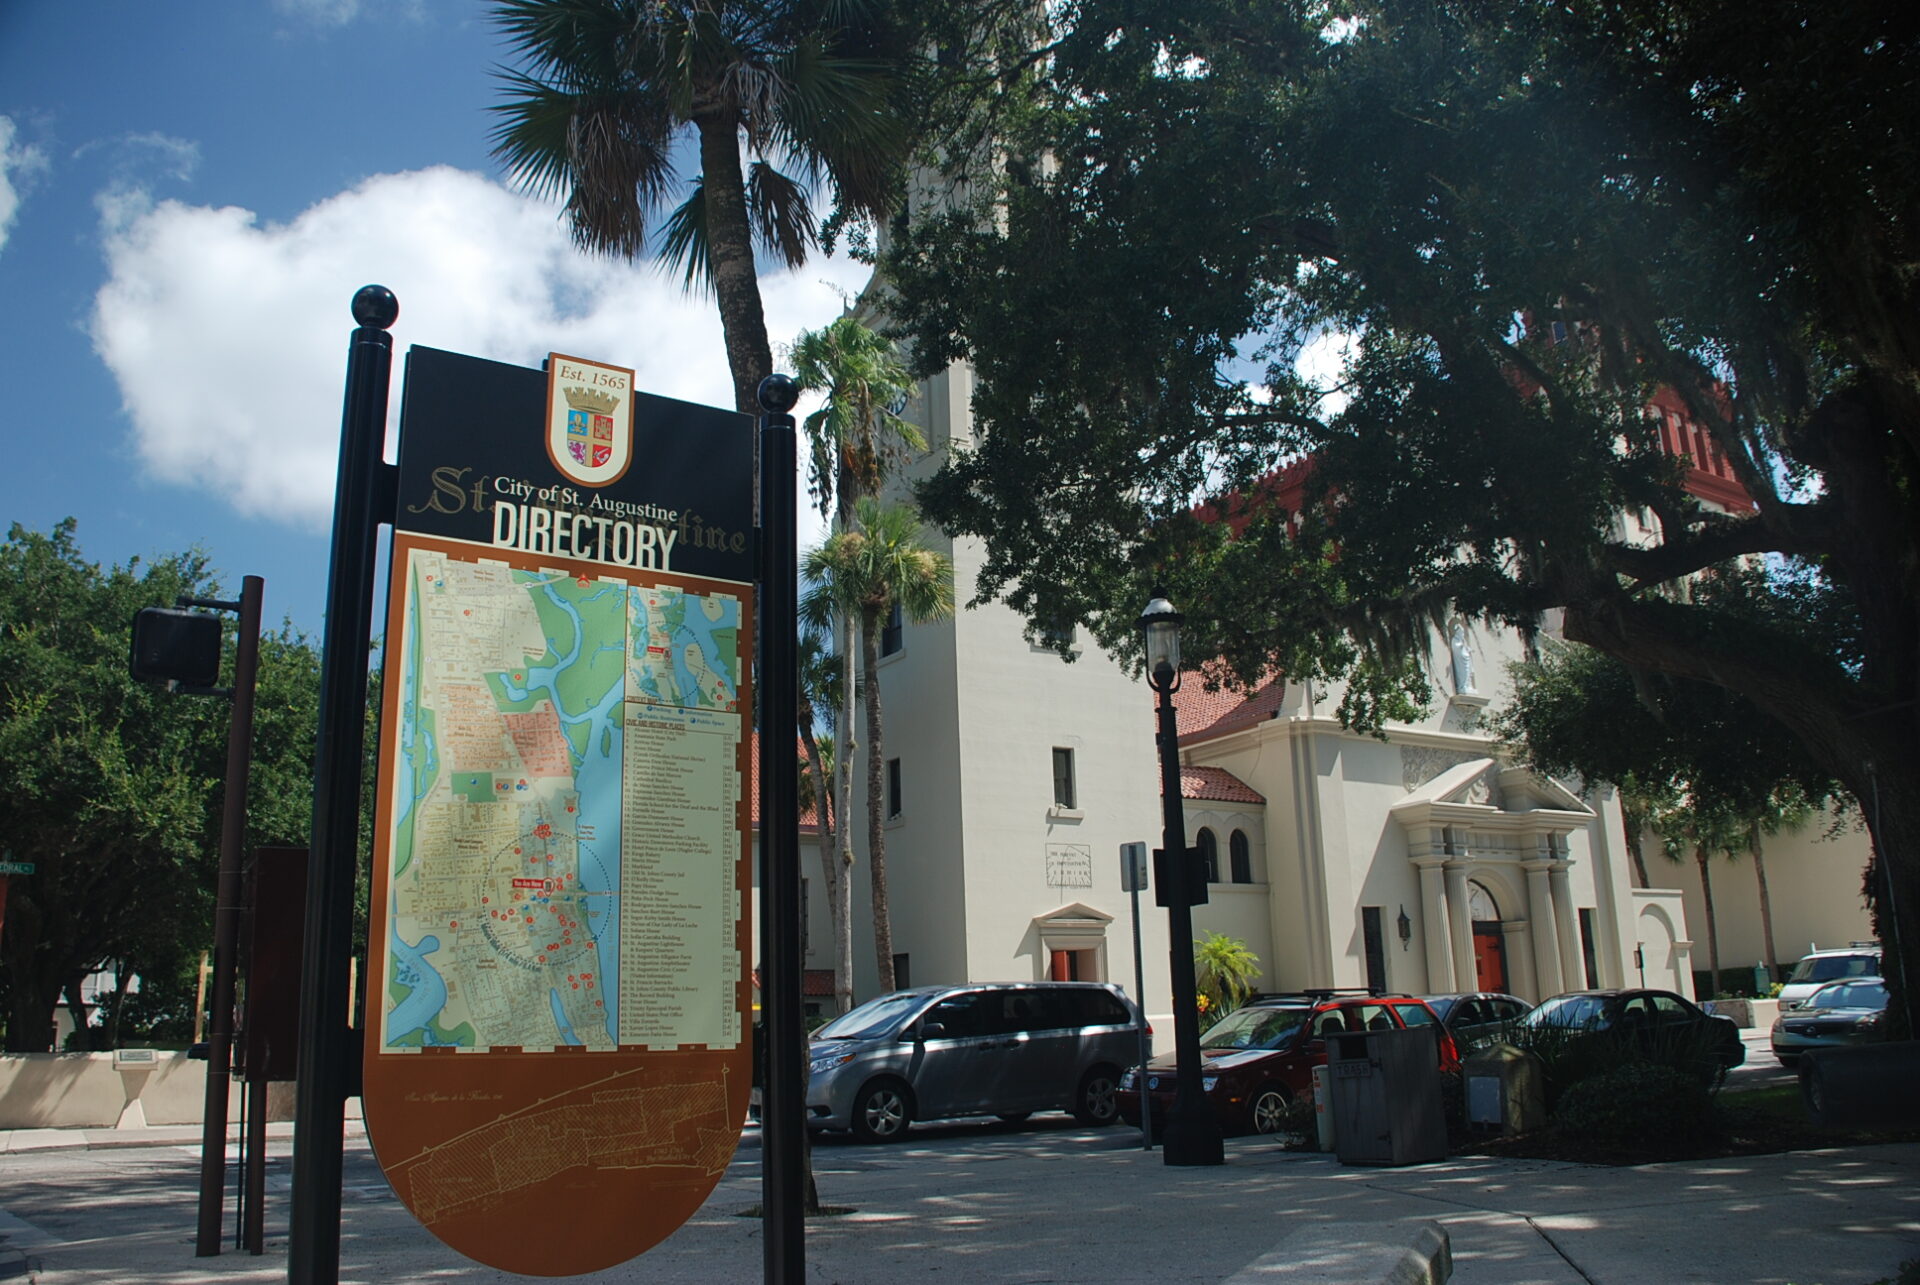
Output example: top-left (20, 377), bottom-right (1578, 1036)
top-left (1329, 1024), bottom-right (1447, 1166)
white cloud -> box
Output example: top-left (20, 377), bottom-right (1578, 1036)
top-left (0, 116), bottom-right (50, 257)
top-left (1294, 328), bottom-right (1357, 416)
top-left (91, 165), bottom-right (872, 529)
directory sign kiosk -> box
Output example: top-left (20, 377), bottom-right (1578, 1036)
top-left (362, 347), bottom-right (754, 1275)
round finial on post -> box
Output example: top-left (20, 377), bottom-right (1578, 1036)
top-left (351, 285), bottom-right (399, 330)
top-left (757, 373), bottom-right (800, 415)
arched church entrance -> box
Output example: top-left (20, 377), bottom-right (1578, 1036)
top-left (1469, 880), bottom-right (1508, 993)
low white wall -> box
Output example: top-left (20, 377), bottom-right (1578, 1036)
top-left (0, 1053), bottom-right (319, 1130)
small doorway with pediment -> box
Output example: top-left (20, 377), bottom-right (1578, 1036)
top-left (1468, 880), bottom-right (1508, 993)
top-left (1035, 903), bottom-right (1113, 984)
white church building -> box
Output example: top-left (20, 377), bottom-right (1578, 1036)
top-left (762, 362), bottom-right (1751, 1039)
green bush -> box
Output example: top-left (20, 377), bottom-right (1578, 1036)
top-left (1553, 1063), bottom-right (1718, 1148)
top-left (1506, 1017), bottom-right (1730, 1111)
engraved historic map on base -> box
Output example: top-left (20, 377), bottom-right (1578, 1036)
top-left (382, 545), bottom-right (742, 1055)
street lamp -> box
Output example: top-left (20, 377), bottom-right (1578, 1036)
top-left (1139, 591), bottom-right (1225, 1167)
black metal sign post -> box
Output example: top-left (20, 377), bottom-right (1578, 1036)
top-left (755, 374), bottom-right (804, 1284)
top-left (192, 575), bottom-right (264, 1256)
top-left (289, 286), bottom-right (398, 1285)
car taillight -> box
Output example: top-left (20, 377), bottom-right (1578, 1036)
top-left (1145, 1022), bottom-right (1154, 1036)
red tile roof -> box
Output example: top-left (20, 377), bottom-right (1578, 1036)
top-left (746, 731), bottom-right (825, 832)
top-left (1180, 764), bottom-right (1265, 806)
top-left (1172, 666), bottom-right (1287, 746)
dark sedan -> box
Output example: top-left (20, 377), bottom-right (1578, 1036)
top-left (1518, 988), bottom-right (1745, 1076)
top-left (1420, 992), bottom-right (1532, 1052)
top-left (1771, 978), bottom-right (1887, 1066)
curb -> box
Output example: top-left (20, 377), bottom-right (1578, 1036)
top-left (1, 1121), bottom-right (366, 1156)
top-left (1224, 1218), bottom-right (1451, 1284)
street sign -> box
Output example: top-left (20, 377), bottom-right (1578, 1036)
top-left (1119, 842), bottom-right (1148, 892)
top-left (129, 607), bottom-right (222, 688)
top-left (0, 861), bottom-right (35, 876)
top-left (361, 347), bottom-right (755, 1276)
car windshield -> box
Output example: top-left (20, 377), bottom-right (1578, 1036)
top-left (1524, 994), bottom-right (1608, 1029)
top-left (1788, 954), bottom-right (1880, 984)
top-left (813, 993), bottom-right (926, 1041)
top-left (1201, 1006), bottom-right (1309, 1051)
top-left (1806, 980), bottom-right (1888, 1011)
top-left (1420, 996), bottom-right (1459, 1022)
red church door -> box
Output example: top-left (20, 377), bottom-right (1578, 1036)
top-left (1472, 925), bottom-right (1507, 993)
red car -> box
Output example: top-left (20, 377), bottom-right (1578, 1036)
top-left (1116, 992), bottom-right (1459, 1135)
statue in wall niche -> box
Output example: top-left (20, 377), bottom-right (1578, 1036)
top-left (1448, 619), bottom-right (1477, 696)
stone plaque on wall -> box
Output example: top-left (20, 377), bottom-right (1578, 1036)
top-left (1046, 843), bottom-right (1094, 888)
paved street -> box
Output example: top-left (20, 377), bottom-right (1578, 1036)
top-left (2, 1108), bottom-right (1917, 1284)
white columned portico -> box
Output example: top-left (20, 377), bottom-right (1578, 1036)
top-left (1444, 861), bottom-right (1476, 992)
top-left (1414, 857), bottom-right (1454, 991)
top-left (1524, 859), bottom-right (1564, 997)
top-left (1549, 859), bottom-right (1583, 990)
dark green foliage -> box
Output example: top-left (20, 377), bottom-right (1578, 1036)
top-left (1552, 1063), bottom-right (1718, 1149)
top-left (0, 521), bottom-right (324, 1051)
top-left (1508, 1017), bottom-right (1730, 1112)
top-left (886, 0), bottom-right (1920, 1032)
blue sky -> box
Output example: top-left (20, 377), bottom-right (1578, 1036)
top-left (0, 0), bottom-right (863, 634)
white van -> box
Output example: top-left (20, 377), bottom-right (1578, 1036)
top-left (1778, 943), bottom-right (1881, 1010)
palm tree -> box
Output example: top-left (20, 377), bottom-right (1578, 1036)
top-left (792, 316), bottom-right (924, 522)
top-left (802, 499), bottom-right (953, 992)
top-left (792, 315), bottom-right (922, 1004)
top-left (796, 625), bottom-right (855, 1013)
top-left (1194, 932), bottom-right (1260, 1020)
top-left (489, 0), bottom-right (904, 414)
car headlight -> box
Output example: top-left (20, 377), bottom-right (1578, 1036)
top-left (1120, 1070), bottom-right (1136, 1089)
top-left (809, 1052), bottom-right (855, 1073)
top-left (1859, 1012), bottom-right (1884, 1029)
top-left (1202, 1077), bottom-right (1219, 1093)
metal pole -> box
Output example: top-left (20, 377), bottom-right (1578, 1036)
top-left (1130, 882), bottom-right (1152, 1151)
top-left (289, 286), bottom-right (396, 1285)
top-left (756, 374), bottom-right (805, 1284)
top-left (1154, 684), bottom-right (1224, 1167)
top-left (196, 574), bottom-right (263, 1255)
top-left (246, 1075), bottom-right (268, 1254)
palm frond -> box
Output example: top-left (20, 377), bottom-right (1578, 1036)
top-left (657, 182), bottom-right (712, 292)
top-left (748, 160), bottom-right (818, 269)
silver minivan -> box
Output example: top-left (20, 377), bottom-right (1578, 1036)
top-left (797, 982), bottom-right (1144, 1142)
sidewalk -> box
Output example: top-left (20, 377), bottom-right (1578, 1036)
top-left (2, 1117), bottom-right (1916, 1283)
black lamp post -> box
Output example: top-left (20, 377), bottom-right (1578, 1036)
top-left (1140, 592), bottom-right (1226, 1167)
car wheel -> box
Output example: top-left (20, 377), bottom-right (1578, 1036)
top-left (1073, 1065), bottom-right (1121, 1125)
top-left (850, 1080), bottom-right (913, 1144)
top-left (996, 1111), bottom-right (1032, 1124)
top-left (1249, 1085), bottom-right (1292, 1135)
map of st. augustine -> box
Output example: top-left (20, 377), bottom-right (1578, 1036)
top-left (382, 546), bottom-right (742, 1052)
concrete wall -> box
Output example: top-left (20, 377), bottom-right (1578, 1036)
top-left (1640, 817), bottom-right (1874, 977)
top-left (0, 1053), bottom-right (306, 1130)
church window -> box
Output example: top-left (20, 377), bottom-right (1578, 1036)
top-left (1197, 828), bottom-right (1220, 883)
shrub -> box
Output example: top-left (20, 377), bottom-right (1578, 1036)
top-left (1552, 1063), bottom-right (1717, 1148)
top-left (1507, 1016), bottom-right (1730, 1111)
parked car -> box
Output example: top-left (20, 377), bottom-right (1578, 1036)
top-left (1770, 978), bottom-right (1888, 1065)
top-left (1778, 944), bottom-right (1881, 1011)
top-left (771, 981), bottom-right (1143, 1143)
top-left (1115, 992), bottom-right (1458, 1136)
top-left (1517, 988), bottom-right (1745, 1075)
top-left (1420, 992), bottom-right (1533, 1052)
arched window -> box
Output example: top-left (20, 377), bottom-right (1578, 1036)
top-left (1229, 830), bottom-right (1252, 884)
top-left (1468, 880), bottom-right (1500, 923)
top-left (1197, 828), bottom-right (1220, 884)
